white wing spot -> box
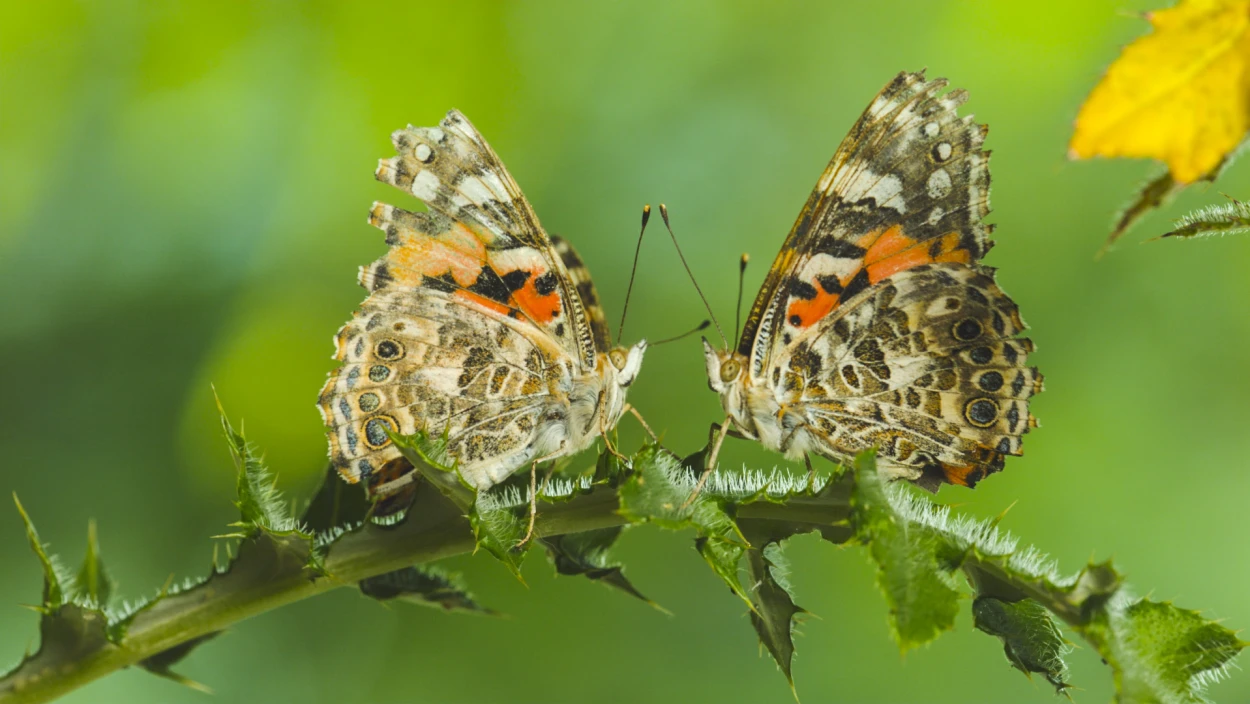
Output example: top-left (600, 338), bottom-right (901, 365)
top-left (923, 121), bottom-right (940, 138)
top-left (842, 170), bottom-right (906, 212)
top-left (414, 143), bottom-right (433, 163)
top-left (428, 127), bottom-right (446, 143)
top-left (927, 207), bottom-right (945, 225)
top-left (927, 169), bottom-right (952, 199)
top-left (411, 169), bottom-right (441, 201)
top-left (936, 142), bottom-right (952, 161)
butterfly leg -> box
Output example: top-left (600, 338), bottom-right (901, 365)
top-left (599, 411), bottom-right (630, 462)
top-left (622, 403), bottom-right (658, 442)
top-left (518, 448), bottom-right (563, 547)
top-left (803, 454), bottom-right (817, 493)
top-left (681, 415), bottom-right (732, 509)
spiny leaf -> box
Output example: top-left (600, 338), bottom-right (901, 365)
top-left (391, 429), bottom-right (475, 511)
top-left (470, 484), bottom-right (529, 579)
top-left (13, 494), bottom-right (65, 609)
top-left (973, 596), bottom-right (1071, 694)
top-left (359, 565), bottom-right (497, 615)
top-left (1115, 599), bottom-right (1245, 704)
top-left (542, 527), bottom-right (660, 609)
top-left (1102, 168), bottom-right (1181, 253)
top-left (741, 521), bottom-right (805, 687)
top-left (850, 451), bottom-right (961, 652)
top-left (620, 444), bottom-right (751, 608)
top-left (1163, 195), bottom-right (1250, 238)
top-left (216, 395), bottom-right (294, 533)
top-left (73, 520), bottom-right (114, 607)
top-left (138, 632), bottom-right (220, 694)
top-left (1070, 0), bottom-right (1250, 184)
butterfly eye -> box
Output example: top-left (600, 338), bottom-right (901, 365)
top-left (719, 359), bottom-right (741, 383)
top-left (609, 349), bottom-right (628, 370)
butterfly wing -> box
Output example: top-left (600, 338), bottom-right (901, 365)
top-left (739, 71), bottom-right (992, 378)
top-left (375, 110), bottom-right (600, 368)
top-left (552, 235), bottom-right (612, 351)
top-left (771, 263), bottom-right (1041, 489)
top-left (320, 112), bottom-right (603, 492)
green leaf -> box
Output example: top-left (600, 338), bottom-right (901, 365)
top-left (359, 565), bottom-right (497, 615)
top-left (13, 494), bottom-right (65, 609)
top-left (619, 444), bottom-right (751, 607)
top-left (73, 520), bottom-right (115, 607)
top-left (216, 394), bottom-right (295, 534)
top-left (1163, 195), bottom-right (1250, 239)
top-left (1102, 168), bottom-right (1181, 254)
top-left (391, 429), bottom-right (475, 511)
top-left (470, 484), bottom-right (529, 579)
top-left (973, 596), bottom-right (1070, 694)
top-left (1113, 599), bottom-right (1245, 704)
top-left (741, 521), bottom-right (805, 687)
top-left (542, 527), bottom-right (660, 608)
top-left (850, 450), bottom-right (961, 652)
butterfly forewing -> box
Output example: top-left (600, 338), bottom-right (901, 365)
top-left (740, 72), bottom-right (993, 378)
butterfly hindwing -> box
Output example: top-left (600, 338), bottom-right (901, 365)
top-left (772, 263), bottom-right (1040, 489)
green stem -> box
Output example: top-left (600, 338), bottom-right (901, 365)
top-left (0, 485), bottom-right (850, 704)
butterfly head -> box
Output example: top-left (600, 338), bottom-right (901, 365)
top-left (702, 337), bottom-right (744, 393)
top-left (608, 340), bottom-right (648, 388)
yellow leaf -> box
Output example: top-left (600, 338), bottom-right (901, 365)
top-left (1070, 0), bottom-right (1250, 184)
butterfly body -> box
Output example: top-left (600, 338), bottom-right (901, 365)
top-left (319, 111), bottom-right (645, 496)
top-left (705, 72), bottom-right (1041, 490)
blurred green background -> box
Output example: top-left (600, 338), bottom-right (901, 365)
top-left (4, 1), bottom-right (1249, 702)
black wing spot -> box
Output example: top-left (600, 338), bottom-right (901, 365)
top-left (965, 399), bottom-right (999, 427)
top-left (953, 318), bottom-right (983, 341)
top-left (977, 371), bottom-right (1004, 392)
top-left (789, 277), bottom-right (818, 300)
top-left (841, 268), bottom-right (871, 301)
top-left (376, 340), bottom-right (404, 360)
top-left (534, 271), bottom-right (558, 296)
top-left (501, 269), bottom-right (532, 293)
top-left (817, 274), bottom-right (843, 295)
top-left (467, 267), bottom-right (513, 304)
top-left (423, 272), bottom-right (458, 293)
top-left (969, 346), bottom-right (993, 364)
top-left (813, 236), bottom-right (867, 259)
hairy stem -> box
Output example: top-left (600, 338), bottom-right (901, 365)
top-left (0, 483), bottom-right (850, 704)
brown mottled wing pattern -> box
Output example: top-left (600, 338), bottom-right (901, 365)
top-left (552, 235), bottom-right (611, 351)
top-left (740, 71), bottom-right (992, 378)
top-left (773, 264), bottom-right (1040, 489)
top-left (319, 110), bottom-right (598, 493)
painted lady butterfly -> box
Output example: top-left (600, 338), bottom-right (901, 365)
top-left (702, 71), bottom-right (1042, 490)
top-left (319, 111), bottom-right (647, 500)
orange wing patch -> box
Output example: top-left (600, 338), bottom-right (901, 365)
top-left (785, 226), bottom-right (976, 331)
top-left (786, 286), bottom-right (840, 329)
top-left (511, 272), bottom-right (561, 324)
top-left (860, 225), bottom-right (971, 284)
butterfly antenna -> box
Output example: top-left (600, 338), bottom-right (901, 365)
top-left (615, 204), bottom-right (651, 345)
top-left (659, 204), bottom-right (726, 346)
top-left (733, 253), bottom-right (749, 345)
top-left (652, 320), bottom-right (711, 346)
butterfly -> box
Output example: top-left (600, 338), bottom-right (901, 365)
top-left (701, 71), bottom-right (1042, 491)
top-left (318, 110), bottom-right (647, 505)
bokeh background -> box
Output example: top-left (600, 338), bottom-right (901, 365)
top-left (4, 1), bottom-right (1249, 702)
